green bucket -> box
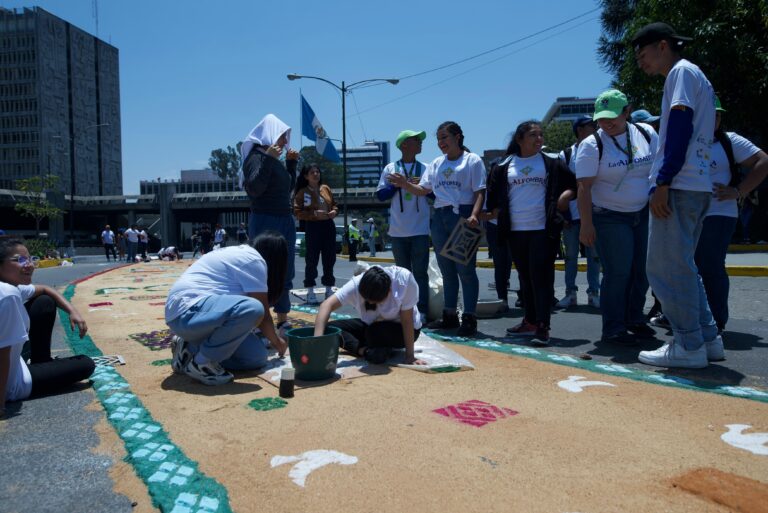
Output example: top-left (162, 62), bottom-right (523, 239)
top-left (285, 326), bottom-right (341, 380)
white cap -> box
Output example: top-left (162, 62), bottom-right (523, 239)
top-left (281, 367), bottom-right (295, 380)
top-left (366, 218), bottom-right (374, 223)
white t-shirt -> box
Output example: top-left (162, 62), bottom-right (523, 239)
top-left (139, 230), bottom-right (148, 243)
top-left (559, 144), bottom-right (581, 221)
top-left (419, 152), bottom-right (486, 210)
top-left (334, 266), bottom-right (422, 330)
top-left (165, 245), bottom-right (268, 322)
top-left (214, 228), bottom-right (227, 243)
top-left (650, 59), bottom-right (716, 192)
top-left (101, 230), bottom-right (115, 244)
top-left (124, 228), bottom-right (139, 243)
top-left (707, 132), bottom-right (761, 218)
top-left (575, 123), bottom-right (658, 212)
top-left (0, 283), bottom-right (35, 402)
top-left (505, 154), bottom-right (547, 231)
top-left (377, 160), bottom-right (430, 238)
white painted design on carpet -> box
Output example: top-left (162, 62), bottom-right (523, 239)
top-left (558, 375), bottom-right (616, 393)
top-left (271, 449), bottom-right (358, 487)
top-left (721, 424), bottom-right (768, 455)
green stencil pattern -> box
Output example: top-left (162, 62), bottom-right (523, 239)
top-left (62, 285), bottom-right (233, 513)
top-left (151, 359), bottom-right (173, 366)
top-left (248, 397), bottom-right (288, 411)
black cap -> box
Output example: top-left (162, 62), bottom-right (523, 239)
top-left (631, 22), bottom-right (692, 51)
top-left (572, 115), bottom-right (595, 135)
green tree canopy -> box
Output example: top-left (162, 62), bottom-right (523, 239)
top-left (209, 142), bottom-right (242, 181)
top-left (597, 0), bottom-right (768, 146)
top-left (14, 174), bottom-right (63, 236)
top-left (298, 146), bottom-right (344, 188)
top-left (543, 121), bottom-right (576, 154)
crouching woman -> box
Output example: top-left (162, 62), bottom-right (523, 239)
top-left (165, 232), bottom-right (289, 386)
top-left (1, 239), bottom-right (95, 417)
top-left (314, 266), bottom-right (426, 365)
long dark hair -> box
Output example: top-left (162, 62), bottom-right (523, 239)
top-left (294, 163), bottom-right (322, 194)
top-left (251, 231), bottom-right (288, 306)
top-left (358, 266), bottom-right (391, 310)
top-left (0, 238), bottom-right (25, 263)
top-left (437, 121), bottom-right (470, 153)
top-left (505, 119), bottom-right (542, 156)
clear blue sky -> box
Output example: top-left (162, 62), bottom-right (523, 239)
top-left (4, 0), bottom-right (613, 194)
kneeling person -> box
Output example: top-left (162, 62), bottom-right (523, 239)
top-left (314, 266), bottom-right (426, 365)
top-left (165, 232), bottom-right (289, 386)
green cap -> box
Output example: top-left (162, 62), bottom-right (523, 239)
top-left (593, 89), bottom-right (629, 121)
top-left (396, 129), bottom-right (426, 149)
top-left (715, 96), bottom-right (726, 112)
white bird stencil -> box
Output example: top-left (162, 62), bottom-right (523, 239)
top-left (558, 375), bottom-right (616, 393)
top-left (271, 450), bottom-right (358, 487)
top-left (721, 424), bottom-right (768, 455)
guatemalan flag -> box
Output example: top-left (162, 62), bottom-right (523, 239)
top-left (301, 94), bottom-right (341, 162)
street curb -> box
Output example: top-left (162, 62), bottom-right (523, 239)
top-left (340, 256), bottom-right (768, 277)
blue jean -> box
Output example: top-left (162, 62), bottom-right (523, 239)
top-left (248, 212), bottom-right (295, 314)
top-left (647, 189), bottom-right (717, 350)
top-left (431, 205), bottom-right (479, 314)
top-left (390, 235), bottom-right (430, 314)
top-left (484, 222), bottom-right (512, 300)
top-left (694, 215), bottom-right (737, 330)
top-left (561, 221), bottom-right (600, 294)
top-left (593, 205), bottom-right (649, 337)
top-left (167, 294), bottom-right (268, 369)
top-left (127, 241), bottom-right (138, 262)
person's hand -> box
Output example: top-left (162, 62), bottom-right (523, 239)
top-left (69, 310), bottom-right (88, 338)
top-left (713, 182), bottom-right (740, 201)
top-left (266, 144), bottom-right (283, 158)
top-left (650, 185), bottom-right (672, 218)
top-left (408, 176), bottom-right (420, 184)
top-left (466, 215), bottom-right (479, 228)
top-left (387, 173), bottom-right (407, 188)
top-left (286, 148), bottom-right (299, 161)
top-left (579, 222), bottom-right (596, 247)
top-left (328, 210), bottom-right (338, 219)
top-left (272, 336), bottom-right (288, 357)
top-left (404, 354), bottom-right (427, 365)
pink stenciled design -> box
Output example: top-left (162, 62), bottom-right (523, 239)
top-left (89, 302), bottom-right (114, 308)
top-left (433, 400), bottom-right (519, 428)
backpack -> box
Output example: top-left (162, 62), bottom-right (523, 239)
top-left (590, 122), bottom-right (652, 162)
top-left (562, 146), bottom-right (574, 167)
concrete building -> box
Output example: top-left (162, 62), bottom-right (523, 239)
top-left (344, 141), bottom-right (389, 188)
top-left (0, 6), bottom-right (121, 196)
top-left (542, 96), bottom-right (595, 125)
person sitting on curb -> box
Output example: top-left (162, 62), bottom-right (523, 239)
top-left (165, 231), bottom-right (289, 386)
top-left (313, 265), bottom-right (426, 365)
top-left (0, 238), bottom-right (95, 417)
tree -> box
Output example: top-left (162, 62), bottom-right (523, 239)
top-left (597, 0), bottom-right (768, 146)
top-left (209, 143), bottom-right (242, 181)
top-left (298, 146), bottom-right (344, 188)
top-left (14, 174), bottom-right (63, 236)
top-left (542, 121), bottom-right (576, 154)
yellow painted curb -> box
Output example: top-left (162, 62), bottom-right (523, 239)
top-left (37, 258), bottom-right (72, 269)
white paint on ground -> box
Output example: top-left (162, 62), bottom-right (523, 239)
top-left (271, 449), bottom-right (358, 487)
top-left (721, 424), bottom-right (768, 455)
top-left (558, 375), bottom-right (616, 393)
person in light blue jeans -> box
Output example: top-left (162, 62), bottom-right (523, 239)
top-left (560, 222), bottom-right (600, 305)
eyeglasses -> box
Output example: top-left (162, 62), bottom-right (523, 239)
top-left (8, 256), bottom-right (37, 267)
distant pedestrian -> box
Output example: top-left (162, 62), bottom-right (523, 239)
top-left (116, 228), bottom-right (126, 261)
top-left (632, 22), bottom-right (722, 368)
top-left (199, 225), bottom-right (212, 255)
top-left (236, 223), bottom-right (249, 244)
top-left (214, 223), bottom-right (227, 248)
top-left (293, 163), bottom-right (338, 304)
top-left (138, 227), bottom-right (149, 261)
top-left (239, 114), bottom-right (298, 329)
top-left (377, 129), bottom-right (430, 317)
top-left (101, 224), bottom-right (117, 261)
top-left (124, 224), bottom-right (139, 263)
top-left (365, 218), bottom-right (377, 257)
top-left (390, 121), bottom-right (486, 336)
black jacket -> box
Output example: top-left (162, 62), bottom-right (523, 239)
top-left (242, 148), bottom-right (297, 216)
top-left (485, 152), bottom-right (576, 242)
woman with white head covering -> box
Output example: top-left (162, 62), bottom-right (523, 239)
top-left (240, 114), bottom-right (300, 328)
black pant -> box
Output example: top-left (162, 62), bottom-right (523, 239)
top-left (22, 294), bottom-right (95, 397)
top-left (329, 318), bottom-right (420, 353)
top-left (104, 243), bottom-right (117, 260)
top-left (304, 219), bottom-right (336, 287)
top-left (485, 222), bottom-right (513, 300)
top-left (507, 230), bottom-right (557, 327)
top-left (138, 241), bottom-right (147, 259)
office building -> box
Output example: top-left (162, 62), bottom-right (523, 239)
top-left (542, 96), bottom-right (596, 125)
top-left (344, 141), bottom-right (389, 188)
top-left (0, 6), bottom-right (121, 195)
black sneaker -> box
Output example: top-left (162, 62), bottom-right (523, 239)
top-left (531, 323), bottom-right (550, 346)
top-left (601, 331), bottom-right (638, 346)
top-left (626, 323), bottom-right (656, 338)
top-left (363, 347), bottom-right (390, 364)
top-left (427, 311), bottom-right (460, 330)
top-left (171, 336), bottom-right (192, 374)
top-left (457, 313), bottom-right (478, 337)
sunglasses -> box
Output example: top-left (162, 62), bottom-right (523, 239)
top-left (9, 255), bottom-right (37, 267)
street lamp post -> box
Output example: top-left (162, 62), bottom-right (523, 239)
top-left (286, 74), bottom-right (398, 238)
top-left (55, 122), bottom-right (110, 255)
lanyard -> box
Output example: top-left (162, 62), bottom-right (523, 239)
top-left (396, 160), bottom-right (420, 213)
top-left (608, 129), bottom-right (635, 191)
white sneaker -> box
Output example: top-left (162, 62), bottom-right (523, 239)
top-left (325, 286), bottom-right (334, 298)
top-left (305, 289), bottom-right (318, 304)
top-left (184, 359), bottom-right (233, 386)
top-left (555, 292), bottom-right (577, 309)
top-left (638, 343), bottom-right (708, 369)
top-left (706, 335), bottom-right (725, 361)
top-left (588, 293), bottom-right (600, 308)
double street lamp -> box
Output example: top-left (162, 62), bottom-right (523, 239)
top-left (286, 74), bottom-right (398, 236)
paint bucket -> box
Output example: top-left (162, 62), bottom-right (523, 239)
top-left (285, 326), bottom-right (341, 380)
